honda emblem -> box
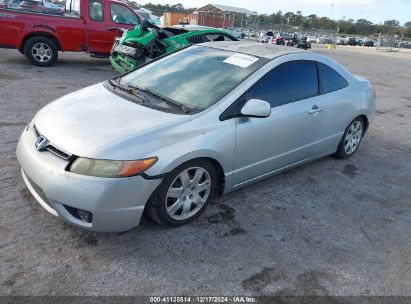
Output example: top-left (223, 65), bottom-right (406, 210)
top-left (35, 135), bottom-right (48, 151)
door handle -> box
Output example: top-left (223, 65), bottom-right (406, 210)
top-left (308, 105), bottom-right (323, 114)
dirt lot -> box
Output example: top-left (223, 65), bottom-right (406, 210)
top-left (0, 45), bottom-right (410, 296)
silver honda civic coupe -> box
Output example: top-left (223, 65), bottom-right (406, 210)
top-left (17, 42), bottom-right (376, 232)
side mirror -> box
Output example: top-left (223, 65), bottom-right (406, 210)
top-left (240, 99), bottom-right (271, 118)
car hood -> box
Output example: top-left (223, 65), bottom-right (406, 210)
top-left (34, 82), bottom-right (185, 158)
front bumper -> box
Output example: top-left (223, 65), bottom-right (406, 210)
top-left (109, 55), bottom-right (134, 74)
top-left (110, 43), bottom-right (144, 74)
top-left (16, 127), bottom-right (162, 232)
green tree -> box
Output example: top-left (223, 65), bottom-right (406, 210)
top-left (384, 20), bottom-right (400, 27)
top-left (355, 19), bottom-right (374, 35)
top-left (282, 12), bottom-right (296, 25)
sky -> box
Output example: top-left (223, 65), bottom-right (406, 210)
top-left (138, 0), bottom-right (411, 25)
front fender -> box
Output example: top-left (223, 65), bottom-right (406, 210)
top-left (148, 149), bottom-right (230, 178)
top-left (144, 119), bottom-right (236, 179)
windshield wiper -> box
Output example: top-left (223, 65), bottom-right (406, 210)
top-left (110, 80), bottom-right (193, 114)
top-left (108, 80), bottom-right (149, 103)
top-left (133, 86), bottom-right (191, 114)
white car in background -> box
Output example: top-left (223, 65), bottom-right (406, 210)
top-left (136, 7), bottom-right (160, 25)
top-left (307, 35), bottom-right (318, 43)
top-left (222, 27), bottom-right (243, 39)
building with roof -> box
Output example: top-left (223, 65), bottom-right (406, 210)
top-left (191, 3), bottom-right (257, 28)
top-left (196, 4), bottom-right (257, 16)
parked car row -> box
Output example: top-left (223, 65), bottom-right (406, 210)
top-left (398, 41), bottom-right (411, 49)
top-left (336, 36), bottom-right (379, 47)
top-left (0, 0), bottom-right (64, 14)
top-left (255, 31), bottom-right (311, 50)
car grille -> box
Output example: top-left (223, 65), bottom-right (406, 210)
top-left (33, 126), bottom-right (72, 160)
top-left (25, 174), bottom-right (54, 211)
top-left (45, 144), bottom-right (71, 160)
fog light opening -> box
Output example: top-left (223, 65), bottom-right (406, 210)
top-left (64, 205), bottom-right (93, 224)
top-left (77, 209), bottom-right (93, 223)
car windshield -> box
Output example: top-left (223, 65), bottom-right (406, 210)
top-left (118, 46), bottom-right (267, 111)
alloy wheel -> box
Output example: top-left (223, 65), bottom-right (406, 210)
top-left (165, 167), bottom-right (212, 221)
top-left (31, 43), bottom-right (52, 63)
top-left (344, 120), bottom-right (363, 155)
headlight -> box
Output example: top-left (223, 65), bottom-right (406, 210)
top-left (69, 157), bottom-right (158, 178)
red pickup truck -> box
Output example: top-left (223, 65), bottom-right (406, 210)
top-left (0, 0), bottom-right (142, 66)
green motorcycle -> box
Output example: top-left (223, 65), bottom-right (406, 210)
top-left (109, 20), bottom-right (239, 74)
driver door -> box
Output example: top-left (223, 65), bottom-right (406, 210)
top-left (85, 0), bottom-right (109, 54)
top-left (232, 61), bottom-right (326, 187)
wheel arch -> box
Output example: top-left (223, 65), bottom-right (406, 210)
top-left (199, 157), bottom-right (225, 195)
top-left (172, 156), bottom-right (226, 195)
top-left (147, 153), bottom-right (227, 195)
top-left (348, 113), bottom-right (370, 134)
top-left (358, 114), bottom-right (369, 133)
top-left (20, 32), bottom-right (61, 53)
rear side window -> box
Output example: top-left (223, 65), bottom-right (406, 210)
top-left (318, 63), bottom-right (348, 94)
top-left (205, 34), bottom-right (236, 41)
top-left (248, 61), bottom-right (318, 107)
top-left (186, 34), bottom-right (210, 44)
top-left (66, 0), bottom-right (80, 17)
top-left (89, 0), bottom-right (103, 22)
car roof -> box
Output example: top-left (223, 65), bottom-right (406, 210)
top-left (199, 41), bottom-right (307, 59)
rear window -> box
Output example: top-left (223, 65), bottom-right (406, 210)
top-left (318, 63), bottom-right (348, 94)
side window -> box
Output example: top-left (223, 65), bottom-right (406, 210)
top-left (318, 63), bottom-right (348, 94)
top-left (88, 0), bottom-right (103, 22)
top-left (205, 34), bottom-right (236, 42)
top-left (110, 3), bottom-right (138, 25)
top-left (66, 0), bottom-right (80, 17)
top-left (71, 0), bottom-right (80, 16)
top-left (247, 61), bottom-right (318, 107)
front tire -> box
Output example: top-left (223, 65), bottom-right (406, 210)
top-left (335, 117), bottom-right (365, 159)
top-left (24, 37), bottom-right (58, 67)
top-left (145, 159), bottom-right (217, 227)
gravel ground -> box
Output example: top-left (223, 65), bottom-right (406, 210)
top-left (0, 45), bottom-right (410, 296)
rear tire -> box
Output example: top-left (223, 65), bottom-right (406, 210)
top-left (145, 159), bottom-right (217, 227)
top-left (334, 117), bottom-right (365, 159)
top-left (24, 37), bottom-right (58, 67)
